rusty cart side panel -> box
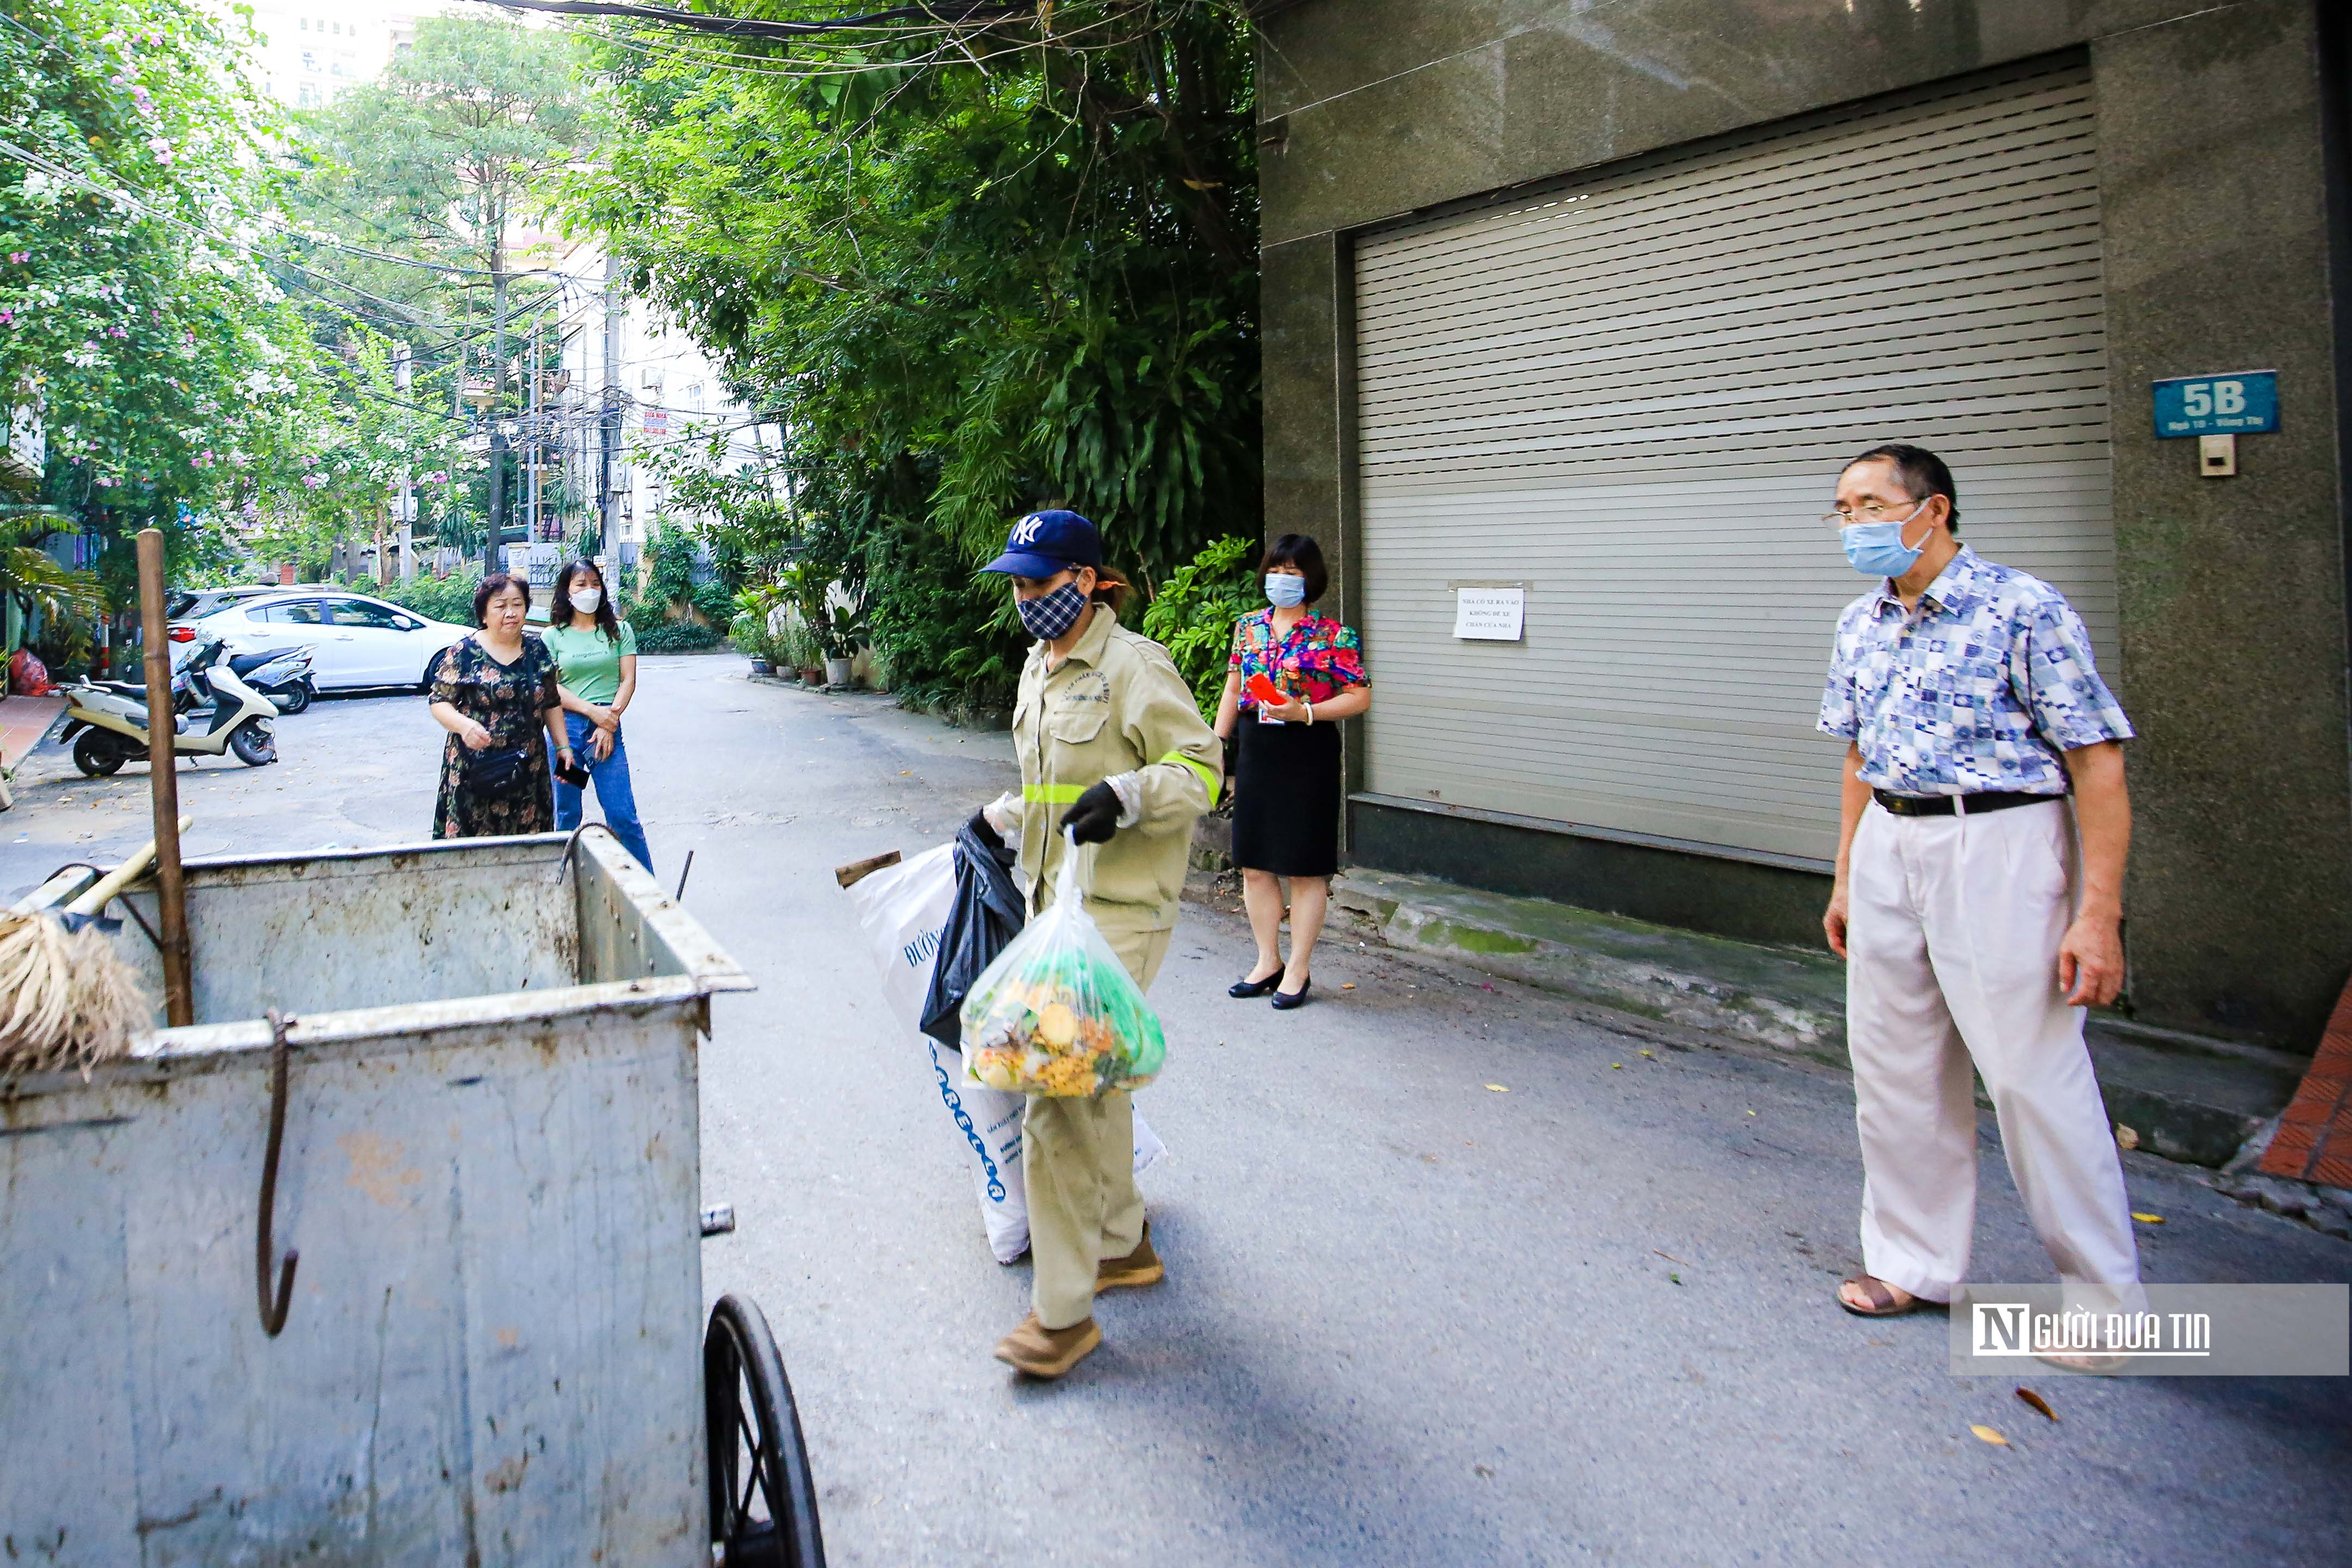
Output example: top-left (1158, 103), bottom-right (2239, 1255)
top-left (0, 831), bottom-right (752, 1567)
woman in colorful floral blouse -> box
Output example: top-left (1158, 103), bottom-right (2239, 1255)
top-left (1213, 534), bottom-right (1371, 1010)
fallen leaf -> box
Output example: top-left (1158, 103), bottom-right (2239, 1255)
top-left (1746, 1110), bottom-right (1757, 1117)
top-left (1484, 1084), bottom-right (1509, 1093)
top-left (1340, 983), bottom-right (1356, 989)
top-left (1669, 1272), bottom-right (1682, 1285)
top-left (1611, 1062), bottom-right (1623, 1069)
top-left (2015, 1388), bottom-right (2057, 1422)
top-left (2114, 1123), bottom-right (2140, 1151)
top-left (2130, 1212), bottom-right (2163, 1224)
top-left (1638, 1049), bottom-right (1654, 1058)
top-left (1970, 1424), bottom-right (2010, 1447)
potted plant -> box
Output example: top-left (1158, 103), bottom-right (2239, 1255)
top-left (773, 560), bottom-right (828, 683)
top-left (728, 612), bottom-right (772, 675)
top-left (818, 595), bottom-right (864, 688)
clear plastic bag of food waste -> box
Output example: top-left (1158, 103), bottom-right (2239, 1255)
top-left (960, 830), bottom-right (1166, 1097)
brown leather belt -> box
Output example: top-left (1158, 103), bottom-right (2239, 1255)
top-left (1872, 788), bottom-right (2059, 817)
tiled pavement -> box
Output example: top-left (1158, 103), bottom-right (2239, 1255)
top-left (2260, 978), bottom-right (2352, 1190)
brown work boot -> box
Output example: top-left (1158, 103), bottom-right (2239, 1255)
top-left (1096, 1223), bottom-right (1164, 1292)
top-left (992, 1313), bottom-right (1101, 1379)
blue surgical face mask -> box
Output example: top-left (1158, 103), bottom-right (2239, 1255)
top-left (1264, 573), bottom-right (1307, 608)
top-left (1840, 502), bottom-right (1932, 579)
top-left (1016, 579), bottom-right (1089, 641)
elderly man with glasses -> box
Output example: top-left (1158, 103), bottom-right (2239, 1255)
top-left (1815, 442), bottom-right (2142, 1336)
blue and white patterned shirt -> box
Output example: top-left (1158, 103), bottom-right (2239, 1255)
top-left (1817, 545), bottom-right (2132, 797)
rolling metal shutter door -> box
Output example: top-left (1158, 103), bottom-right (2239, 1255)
top-left (1352, 59), bottom-right (2115, 865)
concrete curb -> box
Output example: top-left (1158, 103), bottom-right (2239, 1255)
top-left (1332, 868), bottom-right (1847, 1063)
top-left (1324, 866), bottom-right (2305, 1170)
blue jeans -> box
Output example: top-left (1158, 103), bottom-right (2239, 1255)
top-left (551, 712), bottom-right (653, 871)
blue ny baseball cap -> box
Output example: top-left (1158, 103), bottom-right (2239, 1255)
top-left (981, 509), bottom-right (1101, 579)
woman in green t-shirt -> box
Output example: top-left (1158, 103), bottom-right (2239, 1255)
top-left (542, 559), bottom-right (652, 870)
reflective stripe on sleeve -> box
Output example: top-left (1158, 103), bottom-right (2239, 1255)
top-left (1023, 783), bottom-right (1085, 804)
top-left (1160, 750), bottom-right (1219, 795)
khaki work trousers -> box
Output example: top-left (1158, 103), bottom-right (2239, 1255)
top-left (1024, 920), bottom-right (1172, 1329)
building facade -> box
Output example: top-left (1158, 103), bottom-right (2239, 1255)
top-left (1256, 0), bottom-right (2352, 1054)
top-left (240, 3), bottom-right (415, 110)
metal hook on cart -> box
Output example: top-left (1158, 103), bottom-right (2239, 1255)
top-left (257, 1008), bottom-right (300, 1339)
top-left (550, 821), bottom-right (605, 886)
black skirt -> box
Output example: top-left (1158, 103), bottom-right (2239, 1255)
top-left (1231, 714), bottom-right (1342, 877)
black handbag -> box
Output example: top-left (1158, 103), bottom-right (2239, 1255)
top-left (463, 742), bottom-right (538, 801)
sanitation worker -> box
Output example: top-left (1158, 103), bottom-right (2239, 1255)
top-left (974, 509), bottom-right (1221, 1379)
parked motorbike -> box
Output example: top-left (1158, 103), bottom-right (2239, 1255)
top-left (58, 637), bottom-right (279, 777)
top-left (240, 644), bottom-right (318, 714)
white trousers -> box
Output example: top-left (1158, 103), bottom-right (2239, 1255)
top-left (1846, 798), bottom-right (2140, 1302)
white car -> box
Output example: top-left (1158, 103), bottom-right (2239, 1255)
top-left (171, 589), bottom-right (471, 692)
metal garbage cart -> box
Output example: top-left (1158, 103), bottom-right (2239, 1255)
top-left (0, 827), bottom-right (822, 1566)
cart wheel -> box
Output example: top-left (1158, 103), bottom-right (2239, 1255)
top-left (705, 1293), bottom-right (826, 1568)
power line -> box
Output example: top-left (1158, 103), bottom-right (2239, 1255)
top-left (463, 1), bottom-right (1037, 44)
top-left (574, 1), bottom-right (1143, 80)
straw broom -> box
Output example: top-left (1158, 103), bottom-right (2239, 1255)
top-left (0, 826), bottom-right (182, 1078)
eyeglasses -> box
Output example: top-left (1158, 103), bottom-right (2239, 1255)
top-left (1820, 498), bottom-right (1929, 528)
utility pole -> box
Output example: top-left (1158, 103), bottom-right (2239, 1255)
top-left (486, 265), bottom-right (507, 579)
top-left (527, 317), bottom-right (542, 551)
top-left (394, 341), bottom-right (415, 582)
top-left (600, 248), bottom-right (622, 562)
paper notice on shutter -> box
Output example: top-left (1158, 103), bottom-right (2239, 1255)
top-left (1453, 586), bottom-right (1525, 641)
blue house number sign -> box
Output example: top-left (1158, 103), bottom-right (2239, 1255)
top-left (2152, 371), bottom-right (2278, 438)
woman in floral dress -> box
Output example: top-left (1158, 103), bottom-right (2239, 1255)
top-left (427, 572), bottom-right (575, 839)
top-left (1211, 534), bottom-right (1372, 1010)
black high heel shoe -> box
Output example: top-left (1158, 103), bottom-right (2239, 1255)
top-left (1270, 977), bottom-right (1312, 1011)
top-left (1229, 971), bottom-right (1282, 999)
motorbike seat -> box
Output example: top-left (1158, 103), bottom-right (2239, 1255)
top-left (92, 680), bottom-right (150, 698)
top-left (227, 651), bottom-right (278, 675)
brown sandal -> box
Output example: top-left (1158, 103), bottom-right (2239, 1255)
top-left (1837, 1275), bottom-right (1922, 1318)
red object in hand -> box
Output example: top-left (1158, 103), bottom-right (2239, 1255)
top-left (1245, 672), bottom-right (1284, 707)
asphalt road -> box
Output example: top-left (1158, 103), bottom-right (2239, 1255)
top-left (5, 657), bottom-right (2347, 1566)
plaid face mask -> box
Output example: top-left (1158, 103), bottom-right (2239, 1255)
top-left (1016, 580), bottom-right (1089, 641)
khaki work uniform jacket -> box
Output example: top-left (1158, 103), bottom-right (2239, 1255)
top-left (1011, 607), bottom-right (1221, 934)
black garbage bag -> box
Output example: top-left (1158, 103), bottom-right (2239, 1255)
top-left (919, 811), bottom-right (1026, 1050)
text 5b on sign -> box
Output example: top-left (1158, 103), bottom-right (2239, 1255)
top-left (2152, 371), bottom-right (2278, 438)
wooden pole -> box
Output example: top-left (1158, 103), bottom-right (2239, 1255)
top-left (135, 528), bottom-right (193, 1026)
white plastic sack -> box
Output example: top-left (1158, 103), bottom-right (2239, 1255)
top-left (846, 842), bottom-right (1162, 1264)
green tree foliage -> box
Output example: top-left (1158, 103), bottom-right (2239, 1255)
top-left (567, 2), bottom-right (1258, 708)
top-left (291, 15), bottom-right (588, 285)
top-left (241, 323), bottom-right (470, 576)
top-left (1140, 534), bottom-right (1257, 720)
top-left (371, 562), bottom-right (483, 626)
top-left (0, 0), bottom-right (328, 597)
top-left (281, 13), bottom-right (593, 558)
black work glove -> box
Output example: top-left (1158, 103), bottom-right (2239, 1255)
top-left (1059, 780), bottom-right (1122, 845)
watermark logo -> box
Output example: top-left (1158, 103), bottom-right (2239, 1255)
top-left (1970, 1301), bottom-right (2209, 1359)
top-left (1951, 1284), bottom-right (2347, 1376)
